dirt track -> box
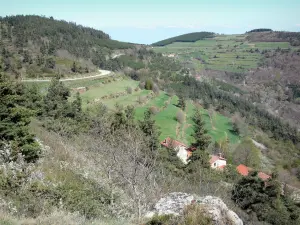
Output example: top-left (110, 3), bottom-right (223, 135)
top-left (21, 69), bottom-right (112, 82)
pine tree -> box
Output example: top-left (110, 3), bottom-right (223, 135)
top-left (192, 108), bottom-right (210, 150)
top-left (187, 108), bottom-right (211, 170)
top-left (0, 74), bottom-right (40, 162)
top-left (71, 61), bottom-right (77, 73)
top-left (71, 92), bottom-right (82, 117)
top-left (42, 76), bottom-right (70, 119)
top-left (178, 95), bottom-right (186, 110)
top-left (139, 109), bottom-right (161, 152)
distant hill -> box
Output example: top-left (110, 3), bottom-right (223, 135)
top-left (246, 30), bottom-right (300, 46)
top-left (152, 32), bottom-right (215, 46)
top-left (246, 28), bottom-right (273, 33)
top-left (0, 15), bottom-right (135, 78)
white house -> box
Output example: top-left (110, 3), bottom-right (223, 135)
top-left (161, 137), bottom-right (193, 164)
top-left (209, 154), bottom-right (227, 170)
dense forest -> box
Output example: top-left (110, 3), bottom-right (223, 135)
top-left (151, 32), bottom-right (215, 46)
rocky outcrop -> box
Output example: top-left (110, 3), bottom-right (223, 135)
top-left (146, 192), bottom-right (243, 225)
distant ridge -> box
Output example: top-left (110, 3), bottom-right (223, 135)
top-left (246, 28), bottom-right (273, 33)
top-left (152, 32), bottom-right (215, 46)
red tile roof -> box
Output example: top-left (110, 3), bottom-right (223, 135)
top-left (209, 155), bottom-right (226, 164)
top-left (161, 137), bottom-right (187, 149)
top-left (236, 164), bottom-right (271, 181)
top-left (258, 172), bottom-right (271, 181)
top-left (236, 164), bottom-right (249, 176)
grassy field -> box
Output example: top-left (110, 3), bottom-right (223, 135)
top-left (153, 35), bottom-right (293, 73)
top-left (76, 76), bottom-right (239, 145)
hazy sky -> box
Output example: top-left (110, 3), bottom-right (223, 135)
top-left (1, 0), bottom-right (299, 44)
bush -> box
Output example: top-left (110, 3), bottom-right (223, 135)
top-left (176, 110), bottom-right (185, 124)
top-left (149, 106), bottom-right (160, 115)
top-left (152, 84), bottom-right (160, 95)
top-left (139, 81), bottom-right (145, 89)
top-left (138, 96), bottom-right (147, 104)
top-left (126, 86), bottom-right (133, 94)
top-left (145, 205), bottom-right (212, 225)
top-left (145, 79), bottom-right (153, 90)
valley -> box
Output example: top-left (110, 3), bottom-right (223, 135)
top-left (1, 14), bottom-right (300, 225)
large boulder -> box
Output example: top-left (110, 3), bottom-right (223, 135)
top-left (146, 192), bottom-right (243, 225)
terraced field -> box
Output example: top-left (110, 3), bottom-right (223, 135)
top-left (153, 35), bottom-right (293, 73)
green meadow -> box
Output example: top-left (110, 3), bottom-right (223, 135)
top-left (153, 35), bottom-right (293, 73)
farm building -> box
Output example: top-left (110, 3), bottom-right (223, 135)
top-left (161, 137), bottom-right (227, 168)
top-left (236, 164), bottom-right (271, 181)
top-left (209, 154), bottom-right (227, 170)
top-left (161, 137), bottom-right (193, 164)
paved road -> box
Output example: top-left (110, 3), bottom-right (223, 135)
top-left (21, 69), bottom-right (112, 82)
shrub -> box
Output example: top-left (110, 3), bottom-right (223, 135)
top-left (176, 110), bottom-right (185, 124)
top-left (149, 106), bottom-right (160, 115)
top-left (182, 204), bottom-right (213, 225)
top-left (139, 81), bottom-right (145, 89)
top-left (138, 96), bottom-right (147, 104)
top-left (145, 205), bottom-right (212, 225)
top-left (152, 84), bottom-right (160, 95)
top-left (126, 86), bottom-right (133, 94)
top-left (145, 79), bottom-right (153, 90)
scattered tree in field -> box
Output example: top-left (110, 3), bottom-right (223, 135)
top-left (178, 95), bottom-right (186, 110)
top-left (176, 109), bottom-right (185, 124)
top-left (138, 95), bottom-right (146, 104)
top-left (145, 79), bottom-right (153, 90)
top-left (149, 106), bottom-right (159, 115)
top-left (71, 61), bottom-right (77, 73)
top-left (126, 86), bottom-right (133, 94)
top-left (0, 74), bottom-right (40, 162)
top-left (45, 57), bottom-right (56, 69)
top-left (152, 83), bottom-right (160, 95)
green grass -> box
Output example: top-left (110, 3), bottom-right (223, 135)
top-left (134, 94), bottom-right (239, 145)
top-left (184, 101), bottom-right (239, 145)
top-left (80, 78), bottom-right (139, 106)
top-left (102, 89), bottom-right (150, 109)
top-left (153, 35), bottom-right (293, 73)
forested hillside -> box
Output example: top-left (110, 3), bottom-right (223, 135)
top-left (0, 15), bottom-right (134, 78)
top-left (152, 32), bottom-right (215, 46)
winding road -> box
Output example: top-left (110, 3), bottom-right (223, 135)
top-left (21, 69), bottom-right (112, 82)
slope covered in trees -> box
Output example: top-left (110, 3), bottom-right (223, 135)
top-left (0, 15), bottom-right (135, 78)
top-left (246, 28), bottom-right (273, 33)
top-left (152, 32), bottom-right (215, 46)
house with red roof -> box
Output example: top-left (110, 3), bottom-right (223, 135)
top-left (236, 164), bottom-right (271, 181)
top-left (161, 137), bottom-right (193, 164)
top-left (161, 137), bottom-right (227, 168)
top-left (209, 154), bottom-right (227, 170)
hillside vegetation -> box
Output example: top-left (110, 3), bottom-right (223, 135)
top-left (2, 16), bottom-right (300, 225)
top-left (152, 32), bottom-right (215, 46)
top-left (246, 28), bottom-right (273, 33)
top-left (0, 15), bottom-right (134, 78)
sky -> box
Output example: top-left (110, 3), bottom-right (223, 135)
top-left (1, 0), bottom-right (300, 44)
